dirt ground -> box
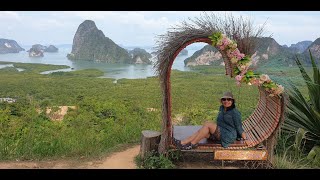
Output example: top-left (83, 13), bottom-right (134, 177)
top-left (0, 145), bottom-right (140, 169)
top-left (0, 145), bottom-right (267, 169)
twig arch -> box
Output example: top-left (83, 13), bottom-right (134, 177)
top-left (154, 13), bottom-right (287, 156)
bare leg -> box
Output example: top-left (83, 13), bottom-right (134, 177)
top-left (181, 121), bottom-right (217, 145)
top-left (181, 131), bottom-right (200, 145)
top-left (191, 122), bottom-right (217, 144)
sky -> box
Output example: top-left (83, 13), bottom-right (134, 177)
top-left (1, 11), bottom-right (320, 47)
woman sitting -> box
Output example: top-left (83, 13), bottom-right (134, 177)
top-left (174, 91), bottom-right (248, 150)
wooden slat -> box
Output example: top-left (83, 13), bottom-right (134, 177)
top-left (251, 113), bottom-right (262, 128)
top-left (266, 100), bottom-right (280, 111)
top-left (246, 117), bottom-right (257, 132)
top-left (254, 114), bottom-right (264, 129)
top-left (252, 127), bottom-right (265, 143)
top-left (246, 132), bottom-right (256, 147)
top-left (260, 112), bottom-right (273, 129)
top-left (243, 121), bottom-right (249, 131)
top-left (268, 96), bottom-right (280, 104)
top-left (253, 126), bottom-right (265, 141)
top-left (251, 122), bottom-right (260, 139)
top-left (253, 127), bottom-right (265, 143)
top-left (264, 110), bottom-right (277, 124)
top-left (264, 111), bottom-right (277, 128)
top-left (262, 113), bottom-right (278, 137)
top-left (250, 128), bottom-right (261, 144)
top-left (265, 102), bottom-right (277, 111)
top-left (257, 115), bottom-right (269, 134)
top-left (261, 116), bottom-right (272, 138)
top-left (270, 95), bottom-right (280, 103)
top-left (270, 102), bottom-right (281, 115)
top-left (266, 103), bottom-right (277, 118)
top-left (245, 117), bottom-right (254, 130)
top-left (256, 105), bottom-right (266, 116)
top-left (259, 95), bottom-right (267, 104)
top-left (255, 124), bottom-right (265, 134)
top-left (248, 114), bottom-right (261, 131)
top-left (265, 108), bottom-right (278, 120)
top-left (245, 118), bottom-right (256, 132)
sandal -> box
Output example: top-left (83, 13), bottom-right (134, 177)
top-left (191, 143), bottom-right (198, 149)
top-left (180, 143), bottom-right (198, 150)
top-left (173, 138), bottom-right (181, 146)
top-left (173, 138), bottom-right (198, 150)
top-left (180, 143), bottom-right (192, 150)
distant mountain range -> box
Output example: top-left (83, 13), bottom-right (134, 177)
top-left (287, 41), bottom-right (312, 53)
top-left (1, 20), bottom-right (319, 67)
top-left (184, 37), bottom-right (319, 67)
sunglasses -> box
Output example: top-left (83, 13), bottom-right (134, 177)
top-left (221, 98), bottom-right (233, 101)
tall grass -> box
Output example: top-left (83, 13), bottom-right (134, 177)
top-left (273, 131), bottom-right (311, 169)
top-left (0, 62), bottom-right (314, 165)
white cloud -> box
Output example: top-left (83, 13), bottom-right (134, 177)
top-left (1, 11), bottom-right (320, 46)
top-left (250, 13), bottom-right (320, 45)
top-left (0, 11), bottom-right (21, 21)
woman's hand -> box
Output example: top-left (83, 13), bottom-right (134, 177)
top-left (244, 139), bottom-right (250, 146)
top-left (241, 132), bottom-right (247, 141)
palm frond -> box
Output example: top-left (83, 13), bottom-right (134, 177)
top-left (309, 50), bottom-right (320, 112)
top-left (284, 52), bottom-right (320, 145)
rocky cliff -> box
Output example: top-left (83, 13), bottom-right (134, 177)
top-left (0, 39), bottom-right (24, 54)
top-left (129, 48), bottom-right (152, 64)
top-left (27, 44), bottom-right (59, 57)
top-left (27, 44), bottom-right (45, 57)
top-left (67, 20), bottom-right (131, 63)
top-left (45, 45), bottom-right (58, 52)
top-left (250, 37), bottom-right (295, 67)
top-left (179, 49), bottom-right (188, 56)
top-left (303, 38), bottom-right (320, 60)
top-left (184, 45), bottom-right (223, 66)
top-left (289, 40), bottom-right (312, 53)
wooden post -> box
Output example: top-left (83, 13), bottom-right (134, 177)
top-left (140, 130), bottom-right (161, 159)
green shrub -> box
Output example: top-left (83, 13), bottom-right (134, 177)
top-left (135, 150), bottom-right (179, 169)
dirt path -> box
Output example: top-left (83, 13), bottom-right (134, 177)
top-left (93, 145), bottom-right (140, 169)
top-left (0, 145), bottom-right (244, 169)
top-left (0, 145), bottom-right (140, 169)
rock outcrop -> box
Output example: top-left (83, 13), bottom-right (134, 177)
top-left (0, 39), bottom-right (24, 54)
top-left (44, 45), bottom-right (58, 52)
top-left (129, 48), bottom-right (152, 64)
top-left (289, 40), bottom-right (312, 53)
top-left (179, 49), bottom-right (188, 56)
top-left (67, 20), bottom-right (131, 63)
top-left (303, 38), bottom-right (320, 59)
top-left (251, 37), bottom-right (295, 67)
top-left (184, 45), bottom-right (223, 66)
top-left (27, 44), bottom-right (59, 57)
top-left (27, 44), bottom-right (46, 57)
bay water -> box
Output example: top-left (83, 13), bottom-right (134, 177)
top-left (0, 44), bottom-right (204, 79)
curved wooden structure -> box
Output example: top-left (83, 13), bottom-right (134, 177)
top-left (158, 37), bottom-right (286, 150)
top-left (154, 14), bottom-right (287, 161)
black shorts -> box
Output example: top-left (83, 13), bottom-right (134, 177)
top-left (208, 126), bottom-right (221, 141)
